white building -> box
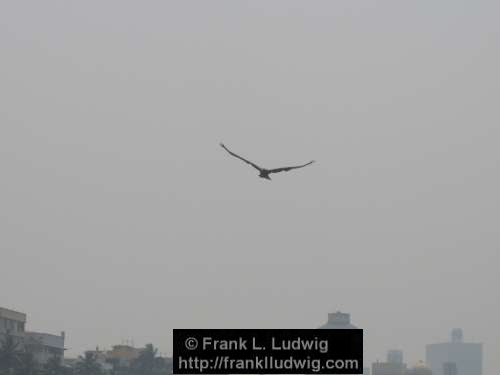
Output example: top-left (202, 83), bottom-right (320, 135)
top-left (24, 331), bottom-right (66, 365)
top-left (426, 329), bottom-right (482, 375)
top-left (0, 307), bottom-right (26, 345)
top-left (0, 306), bottom-right (65, 365)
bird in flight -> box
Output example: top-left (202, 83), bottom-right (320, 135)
top-left (220, 143), bottom-right (314, 180)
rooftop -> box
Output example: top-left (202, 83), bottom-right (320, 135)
top-left (318, 311), bottom-right (359, 329)
top-left (0, 307), bottom-right (27, 322)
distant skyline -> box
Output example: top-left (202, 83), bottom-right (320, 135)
top-left (1, 304), bottom-right (486, 368)
top-left (1, 1), bottom-right (499, 375)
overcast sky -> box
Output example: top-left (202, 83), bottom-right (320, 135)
top-left (1, 1), bottom-right (499, 373)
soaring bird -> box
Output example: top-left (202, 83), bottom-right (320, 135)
top-left (220, 143), bottom-right (314, 180)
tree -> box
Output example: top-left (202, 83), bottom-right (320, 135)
top-left (75, 352), bottom-right (101, 375)
top-left (44, 355), bottom-right (64, 375)
top-left (107, 358), bottom-right (127, 375)
top-left (16, 349), bottom-right (40, 375)
top-left (130, 344), bottom-right (157, 375)
top-left (0, 332), bottom-right (22, 373)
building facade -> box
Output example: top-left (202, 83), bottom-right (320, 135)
top-left (426, 329), bottom-right (482, 375)
top-left (318, 311), bottom-right (359, 330)
top-left (106, 344), bottom-right (143, 368)
top-left (371, 350), bottom-right (406, 375)
top-left (372, 362), bottom-right (407, 375)
top-left (387, 350), bottom-right (404, 365)
top-left (407, 361), bottom-right (433, 375)
top-left (0, 306), bottom-right (65, 365)
top-left (23, 331), bottom-right (65, 365)
top-left (0, 307), bottom-right (26, 344)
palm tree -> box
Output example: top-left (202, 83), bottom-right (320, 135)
top-left (75, 352), bottom-right (101, 375)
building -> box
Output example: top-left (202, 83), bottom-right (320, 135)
top-left (426, 329), bottom-right (482, 375)
top-left (407, 361), bottom-right (432, 375)
top-left (387, 350), bottom-right (404, 364)
top-left (0, 306), bottom-right (65, 366)
top-left (82, 345), bottom-right (174, 374)
top-left (105, 344), bottom-right (143, 368)
top-left (23, 331), bottom-right (65, 365)
top-left (318, 311), bottom-right (359, 329)
top-left (0, 307), bottom-right (26, 344)
top-left (79, 345), bottom-right (142, 374)
top-left (442, 363), bottom-right (457, 375)
top-left (372, 361), bottom-right (406, 375)
top-left (371, 350), bottom-right (406, 375)
top-left (318, 311), bottom-right (362, 375)
top-left (83, 348), bottom-right (114, 373)
top-left (372, 362), bottom-right (406, 375)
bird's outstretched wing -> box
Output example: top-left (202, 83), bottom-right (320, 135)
top-left (220, 143), bottom-right (262, 171)
top-left (267, 160), bottom-right (315, 174)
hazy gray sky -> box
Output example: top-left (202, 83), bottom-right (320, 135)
top-left (1, 1), bottom-right (499, 373)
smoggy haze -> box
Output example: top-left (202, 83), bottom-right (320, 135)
top-left (1, 1), bottom-right (499, 374)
